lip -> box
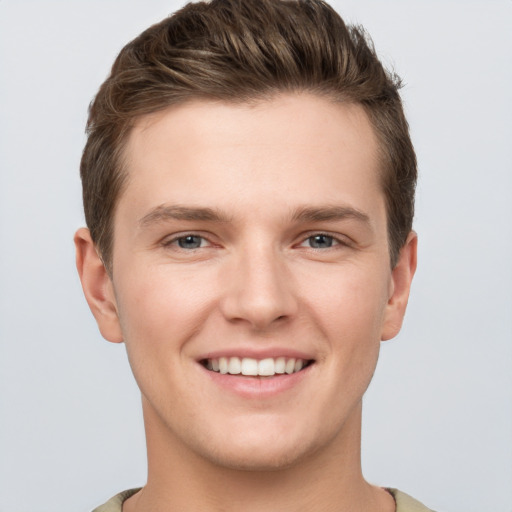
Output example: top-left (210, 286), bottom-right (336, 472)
top-left (198, 348), bottom-right (314, 361)
top-left (197, 358), bottom-right (314, 399)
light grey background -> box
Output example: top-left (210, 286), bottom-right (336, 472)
top-left (1, 1), bottom-right (511, 511)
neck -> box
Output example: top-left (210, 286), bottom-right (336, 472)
top-left (124, 398), bottom-right (394, 512)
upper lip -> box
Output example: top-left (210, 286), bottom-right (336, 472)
top-left (197, 348), bottom-right (315, 362)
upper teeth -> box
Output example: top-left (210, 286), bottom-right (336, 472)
top-left (206, 357), bottom-right (307, 376)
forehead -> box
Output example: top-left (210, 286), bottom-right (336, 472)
top-left (119, 93), bottom-right (383, 223)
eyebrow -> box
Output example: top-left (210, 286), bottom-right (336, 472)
top-left (138, 204), bottom-right (371, 229)
top-left (138, 205), bottom-right (231, 227)
top-left (291, 205), bottom-right (371, 225)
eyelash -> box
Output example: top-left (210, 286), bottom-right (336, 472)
top-left (162, 234), bottom-right (212, 250)
top-left (162, 232), bottom-right (348, 251)
top-left (299, 233), bottom-right (345, 250)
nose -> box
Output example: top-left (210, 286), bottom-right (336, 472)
top-left (219, 244), bottom-right (298, 331)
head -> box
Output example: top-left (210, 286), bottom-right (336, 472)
top-left (80, 0), bottom-right (416, 275)
top-left (76, 0), bottom-right (418, 474)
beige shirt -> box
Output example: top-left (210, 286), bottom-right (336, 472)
top-left (92, 487), bottom-right (436, 511)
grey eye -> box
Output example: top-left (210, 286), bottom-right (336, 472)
top-left (177, 235), bottom-right (204, 249)
top-left (308, 234), bottom-right (334, 249)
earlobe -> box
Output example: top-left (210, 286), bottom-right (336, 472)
top-left (74, 227), bottom-right (124, 343)
top-left (381, 231), bottom-right (418, 341)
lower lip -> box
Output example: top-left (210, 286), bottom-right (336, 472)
top-left (200, 364), bottom-right (313, 399)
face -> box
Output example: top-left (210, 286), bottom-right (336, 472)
top-left (77, 93), bottom-right (416, 471)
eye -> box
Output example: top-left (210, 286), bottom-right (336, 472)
top-left (171, 235), bottom-right (207, 249)
top-left (304, 234), bottom-right (337, 249)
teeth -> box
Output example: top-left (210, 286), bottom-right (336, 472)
top-left (285, 358), bottom-right (296, 374)
top-left (219, 357), bottom-right (228, 374)
top-left (228, 357), bottom-right (241, 374)
top-left (258, 358), bottom-right (274, 376)
top-left (205, 356), bottom-right (309, 376)
top-left (241, 358), bottom-right (258, 376)
top-left (275, 357), bottom-right (286, 374)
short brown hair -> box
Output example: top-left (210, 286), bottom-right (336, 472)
top-left (80, 0), bottom-right (417, 272)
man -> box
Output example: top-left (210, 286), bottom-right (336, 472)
top-left (75, 0), bottom-right (431, 510)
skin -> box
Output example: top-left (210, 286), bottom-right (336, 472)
top-left (75, 93), bottom-right (416, 511)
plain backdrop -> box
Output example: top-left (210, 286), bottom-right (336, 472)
top-left (1, 1), bottom-right (511, 511)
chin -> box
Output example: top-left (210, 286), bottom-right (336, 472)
top-left (189, 421), bottom-right (324, 472)
top-left (201, 442), bottom-right (311, 472)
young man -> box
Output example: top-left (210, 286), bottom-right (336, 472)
top-left (75, 0), bottom-right (431, 510)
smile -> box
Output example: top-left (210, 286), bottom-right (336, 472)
top-left (202, 357), bottom-right (313, 377)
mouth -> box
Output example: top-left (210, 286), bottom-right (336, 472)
top-left (200, 356), bottom-right (314, 377)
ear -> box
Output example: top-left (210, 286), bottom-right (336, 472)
top-left (74, 227), bottom-right (123, 343)
top-left (381, 231), bottom-right (418, 341)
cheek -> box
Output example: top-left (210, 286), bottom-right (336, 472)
top-left (112, 267), bottom-right (215, 412)
top-left (113, 265), bottom-right (217, 360)
top-left (299, 262), bottom-right (390, 340)
top-left (292, 265), bottom-right (389, 425)
top-left (299, 263), bottom-right (389, 390)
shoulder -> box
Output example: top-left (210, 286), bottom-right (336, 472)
top-left (91, 488), bottom-right (141, 512)
top-left (387, 488), bottom-right (437, 512)
top-left (92, 487), bottom-right (436, 512)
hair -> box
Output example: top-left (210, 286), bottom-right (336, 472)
top-left (80, 0), bottom-right (417, 272)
